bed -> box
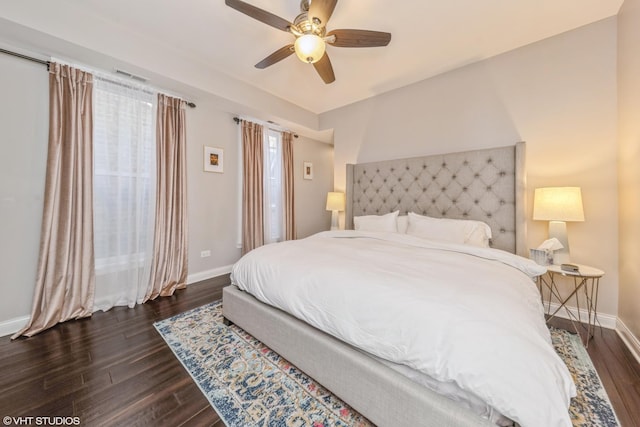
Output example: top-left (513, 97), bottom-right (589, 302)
top-left (222, 142), bottom-right (575, 427)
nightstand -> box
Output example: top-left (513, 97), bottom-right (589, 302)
top-left (537, 263), bottom-right (604, 347)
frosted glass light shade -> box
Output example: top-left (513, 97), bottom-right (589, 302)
top-left (533, 187), bottom-right (584, 222)
top-left (294, 34), bottom-right (326, 63)
top-left (326, 192), bottom-right (345, 211)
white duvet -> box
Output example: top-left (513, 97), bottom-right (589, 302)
top-left (231, 231), bottom-right (576, 427)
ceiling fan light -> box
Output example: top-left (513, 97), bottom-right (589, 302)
top-left (294, 34), bottom-right (326, 64)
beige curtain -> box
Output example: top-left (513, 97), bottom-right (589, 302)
top-left (282, 131), bottom-right (296, 241)
top-left (241, 120), bottom-right (265, 255)
top-left (14, 63), bottom-right (95, 339)
top-left (146, 94), bottom-right (188, 300)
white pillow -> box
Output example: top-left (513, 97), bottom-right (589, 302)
top-left (397, 215), bottom-right (408, 234)
top-left (465, 222), bottom-right (493, 247)
top-left (354, 211), bottom-right (399, 232)
top-left (406, 212), bottom-right (492, 247)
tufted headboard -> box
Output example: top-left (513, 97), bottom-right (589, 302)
top-left (345, 142), bottom-right (527, 255)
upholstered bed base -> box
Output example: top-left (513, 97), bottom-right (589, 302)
top-left (222, 143), bottom-right (527, 426)
top-left (222, 285), bottom-right (495, 427)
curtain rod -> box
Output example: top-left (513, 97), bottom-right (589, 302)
top-left (233, 117), bottom-right (299, 138)
top-left (0, 47), bottom-right (50, 68)
top-left (1, 47), bottom-right (196, 108)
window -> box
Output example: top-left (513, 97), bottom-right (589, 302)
top-left (92, 76), bottom-right (157, 310)
top-left (263, 129), bottom-right (284, 244)
top-left (237, 120), bottom-right (290, 250)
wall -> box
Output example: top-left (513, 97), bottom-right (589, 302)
top-left (617, 0), bottom-right (640, 355)
top-left (0, 47), bottom-right (333, 335)
top-left (184, 104), bottom-right (241, 282)
top-left (186, 114), bottom-right (334, 280)
top-left (0, 53), bottom-right (48, 332)
top-left (294, 137), bottom-right (334, 238)
top-left (321, 19), bottom-right (620, 319)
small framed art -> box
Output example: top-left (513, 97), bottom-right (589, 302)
top-left (204, 146), bottom-right (224, 173)
top-left (303, 161), bottom-right (313, 180)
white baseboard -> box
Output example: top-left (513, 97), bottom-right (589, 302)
top-left (544, 301), bottom-right (617, 330)
top-left (187, 264), bottom-right (233, 285)
top-left (616, 318), bottom-right (640, 365)
top-left (1, 266), bottom-right (232, 338)
top-left (0, 315), bottom-right (29, 338)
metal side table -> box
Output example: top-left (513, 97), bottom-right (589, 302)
top-left (537, 264), bottom-right (604, 347)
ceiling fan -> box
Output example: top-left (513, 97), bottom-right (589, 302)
top-left (225, 0), bottom-right (391, 84)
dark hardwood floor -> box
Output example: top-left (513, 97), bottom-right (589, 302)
top-left (0, 276), bottom-right (229, 427)
top-left (1, 277), bottom-right (638, 426)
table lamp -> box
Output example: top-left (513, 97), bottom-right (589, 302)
top-left (326, 192), bottom-right (345, 231)
top-left (533, 187), bottom-right (584, 265)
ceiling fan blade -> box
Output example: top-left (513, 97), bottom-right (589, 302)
top-left (313, 52), bottom-right (335, 84)
top-left (326, 29), bottom-right (391, 47)
top-left (225, 0), bottom-right (292, 32)
top-left (255, 45), bottom-right (295, 69)
top-left (308, 0), bottom-right (338, 27)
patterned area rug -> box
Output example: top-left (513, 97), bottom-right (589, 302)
top-left (154, 302), bottom-right (619, 427)
top-left (551, 329), bottom-right (620, 426)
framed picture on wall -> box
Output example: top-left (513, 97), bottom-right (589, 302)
top-left (303, 161), bottom-right (313, 180)
top-left (204, 146), bottom-right (224, 173)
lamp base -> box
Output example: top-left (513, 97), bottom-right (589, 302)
top-left (330, 210), bottom-right (339, 231)
top-left (548, 220), bottom-right (571, 264)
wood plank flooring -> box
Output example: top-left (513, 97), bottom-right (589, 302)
top-left (0, 276), bottom-right (638, 426)
top-left (0, 276), bottom-right (228, 427)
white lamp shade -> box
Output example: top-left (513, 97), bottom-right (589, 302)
top-left (294, 34), bottom-right (326, 64)
top-left (326, 192), bottom-right (345, 211)
top-left (533, 187), bottom-right (585, 222)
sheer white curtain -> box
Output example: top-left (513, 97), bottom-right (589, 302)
top-left (263, 129), bottom-right (284, 244)
top-left (92, 76), bottom-right (157, 311)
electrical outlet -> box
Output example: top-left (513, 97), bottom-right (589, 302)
top-left (200, 250), bottom-right (211, 258)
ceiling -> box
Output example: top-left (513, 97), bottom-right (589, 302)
top-left (65, 0), bottom-right (622, 113)
top-left (2, 1), bottom-right (624, 114)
